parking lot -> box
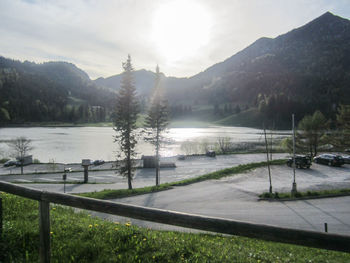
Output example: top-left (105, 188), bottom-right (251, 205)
top-left (0, 154), bottom-right (287, 188)
top-left (0, 153), bottom-right (349, 194)
top-left (99, 162), bottom-right (350, 235)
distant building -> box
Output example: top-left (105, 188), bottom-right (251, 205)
top-left (142, 155), bottom-right (157, 168)
top-left (16, 155), bottom-right (33, 165)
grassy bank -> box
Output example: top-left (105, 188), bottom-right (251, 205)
top-left (79, 159), bottom-right (286, 200)
top-left (1, 193), bottom-right (349, 262)
top-left (260, 189), bottom-right (350, 200)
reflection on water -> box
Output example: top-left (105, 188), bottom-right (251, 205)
top-left (0, 127), bottom-right (290, 163)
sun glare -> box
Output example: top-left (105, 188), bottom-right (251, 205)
top-left (151, 0), bottom-right (212, 63)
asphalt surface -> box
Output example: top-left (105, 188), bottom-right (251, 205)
top-left (0, 154), bottom-right (287, 193)
top-left (85, 162), bottom-right (350, 236)
top-left (1, 154), bottom-right (350, 235)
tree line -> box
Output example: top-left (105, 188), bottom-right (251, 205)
top-left (282, 105), bottom-right (350, 157)
top-left (0, 57), bottom-right (114, 125)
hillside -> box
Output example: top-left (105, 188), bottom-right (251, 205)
top-left (0, 57), bottom-right (115, 124)
top-left (95, 12), bottom-right (350, 128)
top-left (95, 69), bottom-right (160, 97)
top-left (196, 12), bottom-right (350, 127)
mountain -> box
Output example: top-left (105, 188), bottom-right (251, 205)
top-left (95, 12), bottom-right (350, 127)
top-left (1, 12), bottom-right (349, 127)
top-left (0, 57), bottom-right (115, 124)
top-left (95, 69), bottom-right (160, 97)
top-left (193, 11), bottom-right (350, 126)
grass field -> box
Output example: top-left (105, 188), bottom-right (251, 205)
top-left (1, 192), bottom-right (349, 262)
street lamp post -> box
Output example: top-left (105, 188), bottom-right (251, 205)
top-left (291, 114), bottom-right (297, 196)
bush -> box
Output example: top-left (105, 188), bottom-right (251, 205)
top-left (306, 191), bottom-right (319, 196)
top-left (294, 192), bottom-right (302, 198)
top-left (261, 192), bottom-right (273, 198)
top-left (0, 158), bottom-right (10, 164)
top-left (33, 159), bottom-right (40, 164)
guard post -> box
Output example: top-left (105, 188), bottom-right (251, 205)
top-left (62, 167), bottom-right (72, 193)
top-left (82, 159), bottom-right (90, 183)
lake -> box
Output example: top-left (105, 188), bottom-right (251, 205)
top-left (0, 126), bottom-right (290, 163)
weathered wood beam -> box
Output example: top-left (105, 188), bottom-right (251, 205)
top-left (39, 200), bottom-right (50, 263)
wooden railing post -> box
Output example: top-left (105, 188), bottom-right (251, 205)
top-left (0, 197), bottom-right (2, 239)
top-left (39, 200), bottom-right (50, 263)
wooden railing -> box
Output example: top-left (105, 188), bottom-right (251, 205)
top-left (0, 181), bottom-right (349, 262)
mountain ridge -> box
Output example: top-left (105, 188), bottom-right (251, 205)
top-left (1, 11), bottom-right (349, 127)
top-left (95, 12), bottom-right (349, 100)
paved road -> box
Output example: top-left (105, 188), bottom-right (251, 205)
top-left (93, 164), bottom-right (350, 235)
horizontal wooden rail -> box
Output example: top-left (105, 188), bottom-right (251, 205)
top-left (0, 181), bottom-right (350, 253)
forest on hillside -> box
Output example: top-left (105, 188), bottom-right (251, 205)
top-left (0, 57), bottom-right (115, 124)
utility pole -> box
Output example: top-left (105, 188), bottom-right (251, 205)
top-left (264, 127), bottom-right (272, 194)
top-left (291, 114), bottom-right (297, 196)
top-left (270, 121), bottom-right (275, 161)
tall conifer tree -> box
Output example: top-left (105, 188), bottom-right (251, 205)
top-left (144, 65), bottom-right (169, 185)
top-left (114, 55), bottom-right (139, 189)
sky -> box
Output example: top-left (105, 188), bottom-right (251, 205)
top-left (0, 0), bottom-right (349, 79)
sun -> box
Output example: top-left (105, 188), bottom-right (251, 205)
top-left (151, 0), bottom-right (212, 63)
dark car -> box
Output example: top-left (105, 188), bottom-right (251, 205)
top-left (177, 155), bottom-right (185, 160)
top-left (286, 155), bottom-right (311, 169)
top-left (93, 159), bottom-right (105, 166)
top-left (3, 160), bottom-right (20, 167)
top-left (206, 151), bottom-right (216, 157)
top-left (341, 155), bottom-right (350, 164)
top-left (313, 154), bottom-right (344, 167)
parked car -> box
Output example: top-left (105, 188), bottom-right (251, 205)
top-left (93, 159), bottom-right (105, 166)
top-left (206, 151), bottom-right (216, 157)
top-left (313, 154), bottom-right (345, 167)
top-left (341, 155), bottom-right (350, 164)
top-left (3, 160), bottom-right (20, 167)
top-left (177, 155), bottom-right (185, 160)
top-left (286, 155), bottom-right (311, 169)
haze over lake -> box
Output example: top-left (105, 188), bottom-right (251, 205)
top-left (0, 127), bottom-right (288, 163)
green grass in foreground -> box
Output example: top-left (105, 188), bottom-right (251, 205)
top-left (260, 189), bottom-right (350, 200)
top-left (79, 159), bottom-right (286, 200)
top-left (1, 193), bottom-right (349, 262)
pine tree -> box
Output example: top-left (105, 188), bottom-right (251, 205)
top-left (296, 110), bottom-right (328, 156)
top-left (144, 65), bottom-right (169, 186)
top-left (330, 104), bottom-right (350, 150)
top-left (114, 55), bottom-right (139, 189)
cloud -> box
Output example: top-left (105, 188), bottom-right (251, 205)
top-left (0, 0), bottom-right (158, 78)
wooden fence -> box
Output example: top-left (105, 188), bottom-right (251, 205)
top-left (0, 181), bottom-right (349, 262)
